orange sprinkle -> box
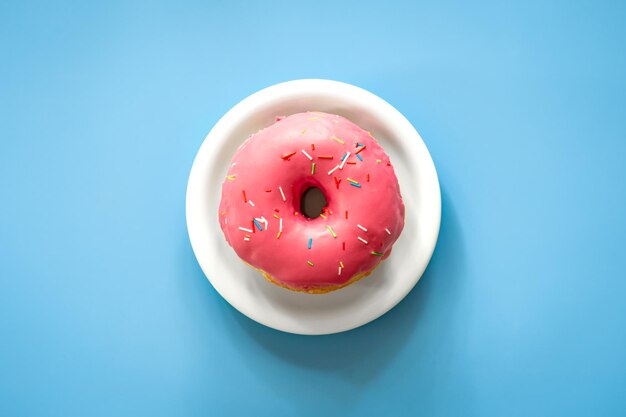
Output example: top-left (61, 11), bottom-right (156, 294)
top-left (311, 144), bottom-right (315, 151)
top-left (242, 190), bottom-right (247, 203)
top-left (345, 210), bottom-right (348, 219)
top-left (273, 214), bottom-right (280, 219)
top-left (331, 135), bottom-right (345, 145)
top-left (276, 231), bottom-right (281, 239)
top-left (355, 146), bottom-right (366, 154)
top-left (318, 155), bottom-right (334, 159)
top-left (346, 161), bottom-right (356, 165)
top-left (294, 211), bottom-right (299, 216)
top-left (281, 151), bottom-right (296, 160)
top-left (265, 188), bottom-right (272, 192)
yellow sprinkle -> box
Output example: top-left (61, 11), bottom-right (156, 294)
top-left (331, 135), bottom-right (345, 145)
top-left (308, 117), bottom-right (319, 121)
top-left (226, 175), bottom-right (237, 181)
top-left (376, 159), bottom-right (382, 163)
top-left (327, 225), bottom-right (337, 238)
top-left (307, 260), bottom-right (314, 266)
top-left (273, 214), bottom-right (280, 219)
top-left (340, 261), bottom-right (344, 268)
top-left (319, 213), bottom-right (327, 219)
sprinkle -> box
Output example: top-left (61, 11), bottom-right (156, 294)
top-left (282, 151), bottom-right (297, 160)
top-left (358, 237), bottom-right (368, 245)
top-left (327, 225), bottom-right (337, 238)
top-left (342, 242), bottom-right (346, 251)
top-left (260, 216), bottom-right (268, 230)
top-left (334, 177), bottom-right (341, 189)
top-left (273, 214), bottom-right (280, 219)
top-left (249, 200), bottom-right (255, 207)
top-left (307, 260), bottom-right (314, 266)
top-left (279, 186), bottom-right (286, 201)
top-left (276, 231), bottom-right (281, 239)
top-left (331, 135), bottom-right (345, 144)
top-left (308, 117), bottom-right (319, 121)
top-left (226, 175), bottom-right (237, 181)
top-left (340, 261), bottom-right (344, 268)
top-left (355, 146), bottom-right (366, 155)
top-left (238, 226), bottom-right (253, 233)
top-left (279, 218), bottom-right (283, 232)
top-left (294, 211), bottom-right (299, 216)
top-left (311, 162), bottom-right (316, 174)
top-left (311, 144), bottom-right (315, 151)
top-left (328, 165), bottom-right (340, 175)
top-left (301, 149), bottom-right (313, 160)
top-left (376, 159), bottom-right (382, 163)
top-left (367, 131), bottom-right (373, 137)
top-left (339, 152), bottom-right (351, 169)
top-left (253, 219), bottom-right (263, 231)
top-left (357, 224), bottom-right (368, 232)
top-left (338, 266), bottom-right (342, 275)
top-left (341, 153), bottom-right (349, 161)
top-left (244, 236), bottom-right (250, 241)
top-left (308, 237), bottom-right (312, 249)
top-left (319, 213), bottom-right (327, 219)
top-left (371, 251), bottom-right (384, 256)
top-left (367, 173), bottom-right (370, 182)
top-left (356, 143), bottom-right (363, 147)
top-left (349, 182), bottom-right (361, 188)
top-left (251, 220), bottom-right (255, 233)
top-left (346, 161), bottom-right (356, 165)
top-left (274, 208), bottom-right (280, 212)
top-left (242, 190), bottom-right (247, 203)
top-left (318, 155), bottom-right (333, 160)
top-left (345, 210), bottom-right (348, 219)
top-left (385, 228), bottom-right (391, 235)
top-left (356, 154), bottom-right (363, 161)
top-left (346, 178), bottom-right (359, 184)
top-left (265, 188), bottom-right (272, 192)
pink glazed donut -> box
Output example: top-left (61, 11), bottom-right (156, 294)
top-left (218, 112), bottom-right (405, 293)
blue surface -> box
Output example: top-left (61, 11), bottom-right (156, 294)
top-left (1, 1), bottom-right (625, 416)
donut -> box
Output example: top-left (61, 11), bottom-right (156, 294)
top-left (218, 112), bottom-right (405, 293)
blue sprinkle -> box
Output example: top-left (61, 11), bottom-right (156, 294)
top-left (341, 153), bottom-right (348, 161)
top-left (357, 142), bottom-right (363, 147)
top-left (253, 219), bottom-right (263, 231)
top-left (349, 182), bottom-right (361, 188)
top-left (356, 154), bottom-right (363, 161)
top-left (308, 237), bottom-right (312, 249)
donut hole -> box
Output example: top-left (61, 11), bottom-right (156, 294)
top-left (300, 187), bottom-right (327, 219)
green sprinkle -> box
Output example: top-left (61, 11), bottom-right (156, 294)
top-left (327, 225), bottom-right (337, 238)
top-left (371, 251), bottom-right (384, 256)
top-left (311, 162), bottom-right (316, 174)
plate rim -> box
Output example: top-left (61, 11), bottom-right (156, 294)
top-left (186, 79), bottom-right (441, 335)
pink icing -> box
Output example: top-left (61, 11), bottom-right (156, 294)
top-left (218, 112), bottom-right (405, 291)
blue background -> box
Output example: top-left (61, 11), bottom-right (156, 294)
top-left (1, 1), bottom-right (625, 416)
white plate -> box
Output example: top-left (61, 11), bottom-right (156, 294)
top-left (186, 79), bottom-right (441, 335)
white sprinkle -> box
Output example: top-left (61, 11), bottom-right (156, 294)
top-left (338, 266), bottom-right (342, 276)
top-left (238, 226), bottom-right (253, 233)
top-left (260, 216), bottom-right (268, 230)
top-left (232, 162), bottom-right (237, 166)
top-left (301, 149), bottom-right (313, 160)
top-left (249, 200), bottom-right (255, 207)
top-left (358, 236), bottom-right (368, 245)
top-left (339, 152), bottom-right (351, 169)
top-left (327, 165), bottom-right (340, 175)
top-left (279, 218), bottom-right (283, 232)
top-left (385, 228), bottom-right (391, 235)
top-left (357, 224), bottom-right (368, 232)
top-left (244, 236), bottom-right (250, 241)
top-left (279, 186), bottom-right (286, 201)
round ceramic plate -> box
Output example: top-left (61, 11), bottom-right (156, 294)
top-left (186, 79), bottom-right (441, 335)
